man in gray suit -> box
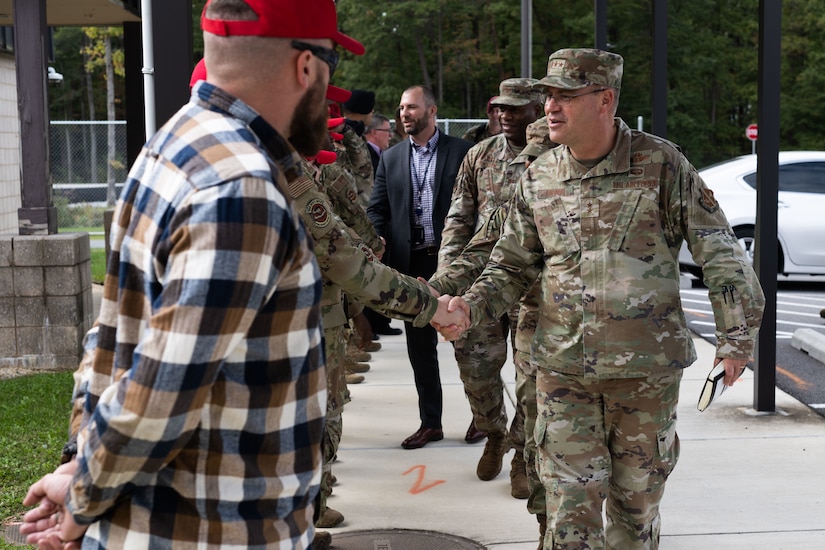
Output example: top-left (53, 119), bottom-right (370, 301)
top-left (368, 85), bottom-right (473, 449)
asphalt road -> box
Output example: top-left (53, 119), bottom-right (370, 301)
top-left (680, 275), bottom-right (825, 417)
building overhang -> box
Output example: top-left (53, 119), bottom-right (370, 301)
top-left (0, 0), bottom-right (140, 26)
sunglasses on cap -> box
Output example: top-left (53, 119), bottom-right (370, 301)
top-left (292, 40), bottom-right (340, 78)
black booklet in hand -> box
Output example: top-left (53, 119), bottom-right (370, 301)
top-left (697, 362), bottom-right (728, 412)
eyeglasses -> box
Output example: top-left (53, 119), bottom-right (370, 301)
top-left (291, 40), bottom-right (340, 78)
top-left (546, 87), bottom-right (607, 105)
top-left (372, 128), bottom-right (392, 133)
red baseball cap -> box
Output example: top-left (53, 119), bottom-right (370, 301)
top-left (201, 0), bottom-right (364, 55)
top-left (312, 150), bottom-right (337, 164)
top-left (189, 56), bottom-right (351, 103)
top-left (327, 84), bottom-right (352, 103)
top-left (190, 58), bottom-right (207, 89)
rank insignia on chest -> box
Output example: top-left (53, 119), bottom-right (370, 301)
top-left (699, 188), bottom-right (719, 213)
top-left (306, 198), bottom-right (331, 228)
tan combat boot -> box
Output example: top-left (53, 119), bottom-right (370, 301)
top-left (510, 450), bottom-right (529, 499)
top-left (476, 431), bottom-right (509, 480)
top-left (316, 507), bottom-right (344, 528)
top-left (343, 356), bottom-right (370, 373)
top-left (314, 530), bottom-right (332, 550)
top-left (345, 371), bottom-right (364, 384)
top-left (346, 344), bottom-right (372, 362)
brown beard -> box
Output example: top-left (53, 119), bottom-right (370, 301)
top-left (404, 112), bottom-right (430, 136)
top-left (289, 75), bottom-right (328, 157)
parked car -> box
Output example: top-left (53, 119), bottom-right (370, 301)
top-left (679, 151), bottom-right (825, 276)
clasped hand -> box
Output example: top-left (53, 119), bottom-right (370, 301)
top-left (418, 278), bottom-right (471, 340)
top-left (19, 461), bottom-right (86, 549)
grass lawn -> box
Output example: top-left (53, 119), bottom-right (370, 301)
top-left (59, 227), bottom-right (104, 237)
top-left (0, 372), bottom-right (74, 546)
top-left (0, 237), bottom-right (104, 545)
top-left (90, 248), bottom-right (106, 285)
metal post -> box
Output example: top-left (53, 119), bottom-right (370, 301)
top-left (141, 0), bottom-right (156, 139)
top-left (150, 0), bottom-right (194, 129)
top-left (521, 0), bottom-right (532, 78)
top-left (124, 22), bottom-right (145, 167)
top-left (651, 0), bottom-right (667, 138)
top-left (753, 0), bottom-right (781, 412)
top-left (594, 0), bottom-right (607, 50)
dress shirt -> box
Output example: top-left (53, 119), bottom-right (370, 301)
top-left (410, 130), bottom-right (440, 249)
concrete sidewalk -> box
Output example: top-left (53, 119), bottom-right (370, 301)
top-left (326, 321), bottom-right (825, 549)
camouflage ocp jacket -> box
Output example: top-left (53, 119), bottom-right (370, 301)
top-left (463, 118), bottom-right (765, 378)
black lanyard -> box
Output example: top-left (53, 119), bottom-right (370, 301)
top-left (412, 147), bottom-right (435, 218)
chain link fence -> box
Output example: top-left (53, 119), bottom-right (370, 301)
top-left (48, 119), bottom-right (486, 233)
top-left (50, 121), bottom-right (127, 233)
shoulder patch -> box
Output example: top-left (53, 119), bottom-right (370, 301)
top-left (699, 188), bottom-right (719, 213)
top-left (306, 198), bottom-right (332, 228)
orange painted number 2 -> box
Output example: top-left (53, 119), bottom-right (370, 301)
top-left (402, 464), bottom-right (446, 494)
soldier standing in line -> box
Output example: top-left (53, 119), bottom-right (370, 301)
top-left (292, 146), bottom-right (466, 535)
top-left (340, 89), bottom-right (378, 209)
top-left (429, 115), bottom-right (556, 545)
top-left (437, 78), bottom-right (543, 496)
top-left (462, 95), bottom-right (503, 143)
top-left (441, 49), bottom-right (765, 549)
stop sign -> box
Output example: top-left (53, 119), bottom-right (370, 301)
top-left (746, 124), bottom-right (758, 141)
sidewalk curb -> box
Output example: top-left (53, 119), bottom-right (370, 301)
top-left (790, 328), bottom-right (825, 366)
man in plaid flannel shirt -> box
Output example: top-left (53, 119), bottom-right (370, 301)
top-left (20, 1), bottom-right (364, 548)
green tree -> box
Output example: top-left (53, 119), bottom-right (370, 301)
top-left (47, 0), bottom-right (825, 172)
top-left (83, 27), bottom-right (125, 203)
top-left (781, 0), bottom-right (825, 150)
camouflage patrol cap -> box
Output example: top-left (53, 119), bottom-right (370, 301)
top-left (534, 48), bottom-right (623, 91)
top-left (521, 116), bottom-right (556, 159)
top-left (490, 78), bottom-right (542, 107)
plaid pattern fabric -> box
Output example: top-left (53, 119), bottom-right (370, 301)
top-left (409, 130), bottom-right (440, 249)
top-left (68, 82), bottom-right (325, 549)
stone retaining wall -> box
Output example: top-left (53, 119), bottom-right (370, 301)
top-left (0, 233), bottom-right (93, 371)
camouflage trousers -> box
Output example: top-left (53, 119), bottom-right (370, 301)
top-left (535, 369), bottom-right (682, 550)
top-left (319, 322), bottom-right (347, 516)
top-left (514, 351), bottom-right (544, 517)
top-left (454, 306), bottom-right (524, 452)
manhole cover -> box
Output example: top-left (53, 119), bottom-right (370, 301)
top-left (330, 528), bottom-right (485, 550)
top-left (3, 522), bottom-right (27, 546)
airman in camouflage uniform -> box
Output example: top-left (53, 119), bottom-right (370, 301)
top-left (337, 121), bottom-right (375, 210)
top-left (307, 151), bottom-right (384, 257)
top-left (447, 49), bottom-right (765, 549)
top-left (430, 115), bottom-right (556, 540)
top-left (437, 78), bottom-right (543, 495)
top-left (461, 96), bottom-right (502, 143)
top-left (305, 146), bottom-right (384, 379)
top-left (290, 154), bottom-right (452, 530)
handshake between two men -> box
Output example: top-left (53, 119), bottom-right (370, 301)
top-left (419, 278), bottom-right (472, 342)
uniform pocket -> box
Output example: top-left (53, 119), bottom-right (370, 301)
top-left (604, 190), bottom-right (643, 252)
top-left (534, 411), bottom-right (548, 449)
top-left (656, 415), bottom-right (678, 458)
top-left (535, 197), bottom-right (580, 257)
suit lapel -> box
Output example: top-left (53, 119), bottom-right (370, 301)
top-left (432, 134), bottom-right (449, 206)
top-left (401, 140), bottom-right (413, 215)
